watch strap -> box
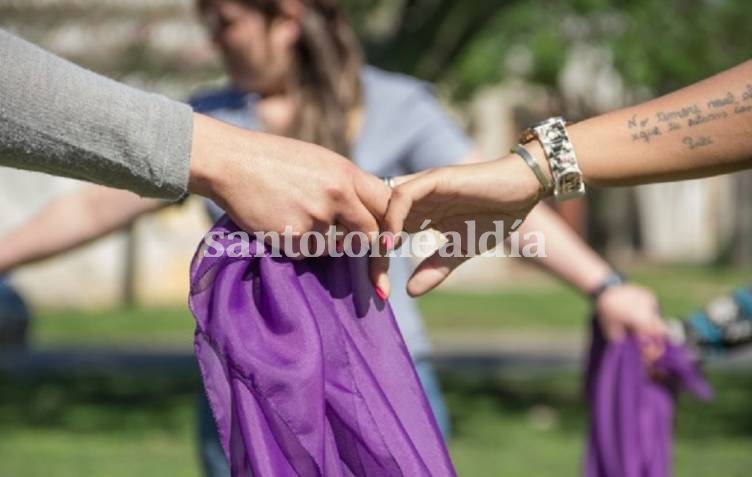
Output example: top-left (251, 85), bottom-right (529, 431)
top-left (589, 271), bottom-right (627, 302)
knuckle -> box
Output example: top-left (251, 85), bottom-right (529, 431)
top-left (323, 182), bottom-right (348, 203)
top-left (390, 187), bottom-right (407, 202)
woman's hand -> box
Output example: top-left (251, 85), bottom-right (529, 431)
top-left (378, 154), bottom-right (544, 297)
top-left (189, 114), bottom-right (390, 257)
top-left (595, 284), bottom-right (668, 361)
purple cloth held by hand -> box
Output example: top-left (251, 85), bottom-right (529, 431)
top-left (584, 318), bottom-right (712, 477)
top-left (189, 217), bottom-right (455, 477)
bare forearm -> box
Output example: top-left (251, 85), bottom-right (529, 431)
top-left (0, 186), bottom-right (162, 273)
top-left (513, 203), bottom-right (611, 295)
top-left (524, 61), bottom-right (752, 187)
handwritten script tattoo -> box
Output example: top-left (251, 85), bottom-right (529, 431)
top-left (683, 136), bottom-right (713, 150)
top-left (688, 111), bottom-right (728, 127)
top-left (631, 126), bottom-right (661, 143)
top-left (627, 85), bottom-right (752, 150)
top-left (655, 105), bottom-right (701, 123)
top-left (707, 92), bottom-right (735, 109)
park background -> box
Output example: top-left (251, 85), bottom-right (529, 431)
top-left (1, 0), bottom-right (751, 475)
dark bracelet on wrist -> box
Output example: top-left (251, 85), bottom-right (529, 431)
top-left (589, 271), bottom-right (627, 302)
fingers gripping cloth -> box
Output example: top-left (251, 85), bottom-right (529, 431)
top-left (188, 216), bottom-right (455, 477)
top-left (584, 317), bottom-right (713, 477)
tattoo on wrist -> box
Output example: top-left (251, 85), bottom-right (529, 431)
top-left (626, 84), bottom-right (752, 150)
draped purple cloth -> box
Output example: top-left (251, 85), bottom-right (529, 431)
top-left (584, 318), bottom-right (712, 477)
top-left (188, 217), bottom-right (456, 477)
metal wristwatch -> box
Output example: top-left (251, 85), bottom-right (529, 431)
top-left (519, 117), bottom-right (586, 201)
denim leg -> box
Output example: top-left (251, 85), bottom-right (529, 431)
top-left (197, 392), bottom-right (233, 477)
top-left (413, 359), bottom-right (451, 439)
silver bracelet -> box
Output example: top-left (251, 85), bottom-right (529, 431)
top-left (519, 117), bottom-right (586, 201)
top-left (511, 144), bottom-right (551, 192)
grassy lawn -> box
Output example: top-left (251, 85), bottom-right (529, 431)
top-left (2, 264), bottom-right (750, 476)
top-left (1, 371), bottom-right (751, 477)
top-left (445, 371), bottom-right (752, 476)
top-left (28, 264), bottom-right (751, 346)
top-left (421, 264), bottom-right (751, 332)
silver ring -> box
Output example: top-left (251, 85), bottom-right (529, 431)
top-left (381, 176), bottom-right (396, 189)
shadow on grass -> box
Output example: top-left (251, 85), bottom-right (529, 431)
top-left (0, 373), bottom-right (201, 435)
top-left (441, 370), bottom-right (752, 440)
top-left (1, 368), bottom-right (750, 441)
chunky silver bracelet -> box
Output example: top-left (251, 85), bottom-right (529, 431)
top-left (519, 117), bottom-right (586, 201)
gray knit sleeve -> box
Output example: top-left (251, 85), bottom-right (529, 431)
top-left (0, 29), bottom-right (193, 199)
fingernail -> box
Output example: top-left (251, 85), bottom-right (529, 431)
top-left (381, 232), bottom-right (394, 251)
top-left (335, 241), bottom-right (343, 253)
top-left (375, 287), bottom-right (387, 301)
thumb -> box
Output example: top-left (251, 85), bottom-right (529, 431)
top-left (407, 251), bottom-right (468, 297)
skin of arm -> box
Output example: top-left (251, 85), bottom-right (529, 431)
top-left (459, 151), bottom-right (612, 294)
top-left (188, 114), bottom-right (390, 257)
top-left (513, 203), bottom-right (663, 341)
top-left (1, 30), bottom-right (389, 258)
top-left (526, 59), bottom-right (752, 187)
top-left (0, 186), bottom-right (164, 274)
top-left (462, 152), bottom-right (664, 341)
top-left (381, 60), bottom-right (752, 298)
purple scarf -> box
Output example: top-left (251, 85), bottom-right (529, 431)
top-left (584, 318), bottom-right (712, 477)
top-left (188, 217), bottom-right (455, 477)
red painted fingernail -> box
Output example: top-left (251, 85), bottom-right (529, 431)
top-left (375, 287), bottom-right (387, 301)
top-left (381, 232), bottom-right (394, 251)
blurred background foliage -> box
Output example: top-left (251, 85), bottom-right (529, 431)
top-left (345, 0), bottom-right (752, 100)
top-left (1, 1), bottom-right (752, 475)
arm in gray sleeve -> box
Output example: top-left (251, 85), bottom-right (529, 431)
top-left (0, 29), bottom-right (193, 199)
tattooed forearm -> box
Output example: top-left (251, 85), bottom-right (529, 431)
top-left (682, 136), bottom-right (713, 150)
top-left (655, 105), bottom-right (701, 123)
top-left (631, 126), bottom-right (661, 143)
top-left (706, 92), bottom-right (735, 109)
top-left (627, 83), bottom-right (752, 150)
top-left (688, 110), bottom-right (728, 127)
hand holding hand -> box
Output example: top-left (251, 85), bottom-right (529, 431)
top-left (376, 154), bottom-right (544, 297)
top-left (188, 114), bottom-right (391, 257)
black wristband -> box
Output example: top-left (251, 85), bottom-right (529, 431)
top-left (589, 271), bottom-right (627, 302)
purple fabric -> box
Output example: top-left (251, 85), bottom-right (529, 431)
top-left (584, 318), bottom-right (712, 477)
top-left (188, 217), bottom-right (456, 477)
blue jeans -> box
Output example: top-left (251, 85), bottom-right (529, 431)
top-left (196, 359), bottom-right (450, 477)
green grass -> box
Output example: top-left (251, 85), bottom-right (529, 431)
top-left (29, 306), bottom-right (195, 347)
top-left (28, 264), bottom-right (750, 345)
top-left (445, 371), bottom-right (752, 476)
top-left (0, 375), bottom-right (201, 477)
top-left (3, 264), bottom-right (750, 476)
top-left (420, 264), bottom-right (751, 331)
top-left (1, 371), bottom-right (751, 477)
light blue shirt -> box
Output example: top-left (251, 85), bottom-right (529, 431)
top-left (189, 66), bottom-right (473, 358)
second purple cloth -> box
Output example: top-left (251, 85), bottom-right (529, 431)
top-left (189, 217), bottom-right (455, 477)
top-left (584, 318), bottom-right (713, 477)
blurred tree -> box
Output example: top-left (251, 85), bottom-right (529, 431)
top-left (345, 0), bottom-right (752, 100)
top-left (344, 0), bottom-right (752, 262)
